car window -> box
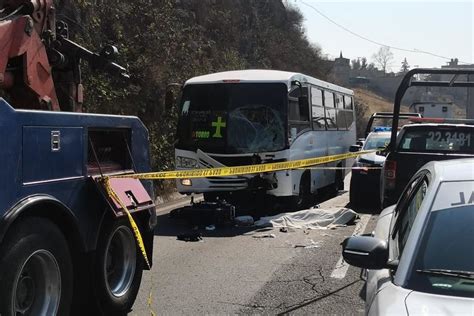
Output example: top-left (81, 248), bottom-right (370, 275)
top-left (398, 127), bottom-right (474, 154)
top-left (392, 177), bottom-right (428, 256)
top-left (406, 181), bottom-right (474, 298)
top-left (363, 134), bottom-right (390, 150)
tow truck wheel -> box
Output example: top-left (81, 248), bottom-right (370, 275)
top-left (0, 217), bottom-right (73, 316)
top-left (95, 218), bottom-right (143, 315)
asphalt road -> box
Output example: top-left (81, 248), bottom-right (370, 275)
top-left (131, 176), bottom-right (378, 315)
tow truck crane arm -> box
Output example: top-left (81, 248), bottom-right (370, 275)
top-left (0, 0), bottom-right (128, 112)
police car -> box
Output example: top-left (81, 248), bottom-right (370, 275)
top-left (350, 127), bottom-right (391, 207)
top-left (342, 158), bottom-right (474, 315)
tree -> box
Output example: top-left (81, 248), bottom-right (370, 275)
top-left (360, 57), bottom-right (368, 69)
top-left (400, 57), bottom-right (410, 73)
top-left (372, 46), bottom-right (394, 74)
top-left (351, 58), bottom-right (361, 70)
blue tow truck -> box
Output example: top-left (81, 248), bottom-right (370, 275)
top-left (0, 1), bottom-right (156, 315)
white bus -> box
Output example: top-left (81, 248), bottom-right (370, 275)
top-left (174, 70), bottom-right (356, 209)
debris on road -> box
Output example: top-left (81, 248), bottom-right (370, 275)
top-left (254, 208), bottom-right (357, 230)
top-left (205, 225), bottom-right (216, 231)
top-left (177, 232), bottom-right (203, 242)
top-left (252, 233), bottom-right (276, 239)
top-left (235, 215), bottom-right (254, 226)
top-left (294, 239), bottom-right (321, 249)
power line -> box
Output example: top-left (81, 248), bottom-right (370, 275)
top-left (299, 0), bottom-right (472, 65)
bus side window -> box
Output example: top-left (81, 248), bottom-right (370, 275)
top-left (335, 94), bottom-right (344, 109)
top-left (344, 95), bottom-right (353, 109)
top-left (289, 87), bottom-right (309, 121)
top-left (324, 91), bottom-right (337, 130)
top-left (336, 109), bottom-right (347, 130)
top-left (311, 87), bottom-right (326, 130)
top-left (289, 87), bottom-right (310, 133)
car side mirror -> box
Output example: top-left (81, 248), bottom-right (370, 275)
top-left (376, 149), bottom-right (387, 156)
top-left (349, 144), bottom-right (362, 152)
top-left (341, 236), bottom-right (389, 269)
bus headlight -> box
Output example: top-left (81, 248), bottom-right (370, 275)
top-left (176, 156), bottom-right (199, 168)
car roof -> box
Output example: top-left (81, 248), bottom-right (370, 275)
top-left (401, 123), bottom-right (474, 130)
top-left (424, 158), bottom-right (474, 182)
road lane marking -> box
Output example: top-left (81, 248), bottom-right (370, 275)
top-left (330, 214), bottom-right (371, 279)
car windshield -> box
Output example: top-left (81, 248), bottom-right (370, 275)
top-left (398, 126), bottom-right (474, 154)
top-left (363, 134), bottom-right (391, 150)
top-left (176, 83), bottom-right (287, 154)
top-left (406, 182), bottom-right (474, 298)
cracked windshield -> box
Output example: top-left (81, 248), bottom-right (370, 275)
top-left (177, 83), bottom-right (287, 154)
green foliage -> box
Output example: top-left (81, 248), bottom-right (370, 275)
top-left (62, 0), bottom-right (329, 175)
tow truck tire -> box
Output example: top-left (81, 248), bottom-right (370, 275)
top-left (94, 218), bottom-right (143, 315)
top-left (0, 217), bottom-right (73, 316)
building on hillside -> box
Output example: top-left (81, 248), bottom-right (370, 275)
top-left (329, 51), bottom-right (351, 85)
top-left (409, 101), bottom-right (454, 118)
top-left (440, 58), bottom-right (474, 119)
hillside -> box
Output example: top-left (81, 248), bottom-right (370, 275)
top-left (353, 88), bottom-right (408, 137)
top-left (58, 0), bottom-right (330, 172)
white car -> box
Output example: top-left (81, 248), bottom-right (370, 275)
top-left (342, 158), bottom-right (474, 315)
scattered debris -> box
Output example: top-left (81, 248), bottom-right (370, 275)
top-left (177, 233), bottom-right (203, 242)
top-left (252, 233), bottom-right (276, 239)
top-left (255, 227), bottom-right (274, 233)
top-left (205, 225), bottom-right (216, 231)
top-left (235, 215), bottom-right (254, 226)
top-left (294, 239), bottom-right (320, 249)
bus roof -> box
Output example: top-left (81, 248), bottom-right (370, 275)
top-left (185, 69), bottom-right (354, 95)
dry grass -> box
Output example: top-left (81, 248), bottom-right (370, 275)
top-left (353, 88), bottom-right (410, 137)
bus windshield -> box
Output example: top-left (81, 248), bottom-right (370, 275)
top-left (176, 83), bottom-right (287, 154)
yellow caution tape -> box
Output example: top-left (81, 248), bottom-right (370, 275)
top-left (101, 148), bottom-right (377, 315)
top-left (109, 150), bottom-right (377, 180)
top-left (102, 178), bottom-right (151, 269)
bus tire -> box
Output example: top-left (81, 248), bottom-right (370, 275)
top-left (290, 173), bottom-right (311, 211)
top-left (94, 218), bottom-right (143, 315)
top-left (336, 167), bottom-right (344, 191)
top-left (349, 177), bottom-right (360, 207)
top-left (330, 165), bottom-right (344, 195)
top-left (0, 217), bottom-right (73, 316)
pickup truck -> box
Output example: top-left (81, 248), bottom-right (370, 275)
top-left (380, 68), bottom-right (474, 208)
top-left (381, 121), bottom-right (474, 207)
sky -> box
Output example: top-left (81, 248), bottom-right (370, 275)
top-left (291, 0), bottom-right (473, 71)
